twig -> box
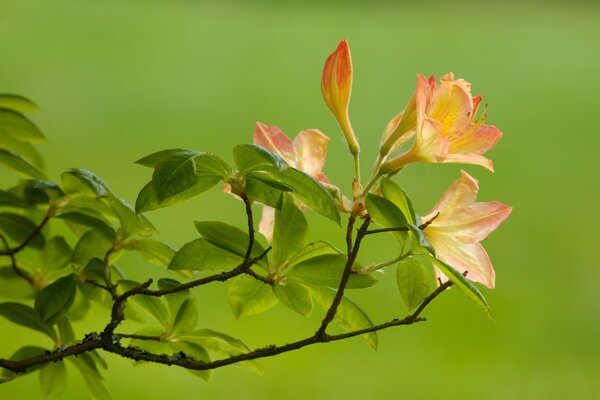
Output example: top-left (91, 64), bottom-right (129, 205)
top-left (364, 212), bottom-right (439, 235)
top-left (0, 234), bottom-right (34, 285)
top-left (0, 214), bottom-right (51, 256)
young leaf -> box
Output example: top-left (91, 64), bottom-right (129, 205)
top-left (0, 94), bottom-right (38, 112)
top-left (286, 254), bottom-right (377, 289)
top-left (277, 167), bottom-right (340, 224)
top-left (396, 256), bottom-right (431, 310)
top-left (228, 275), bottom-right (277, 318)
top-left (194, 221), bottom-right (266, 262)
top-left (39, 361), bottom-right (67, 400)
top-left (124, 238), bottom-right (176, 268)
top-left (0, 302), bottom-right (56, 340)
top-left (172, 298), bottom-right (198, 334)
top-left (0, 149), bottom-right (46, 179)
top-left (169, 238), bottom-right (244, 272)
top-left (429, 257), bottom-right (491, 316)
top-left (272, 196), bottom-right (308, 267)
top-left (0, 212), bottom-right (46, 249)
top-left (380, 178), bottom-right (416, 224)
top-left (0, 109), bottom-right (45, 142)
top-left (309, 286), bottom-right (378, 349)
top-left (365, 193), bottom-right (408, 243)
top-left (233, 144), bottom-right (286, 174)
top-left (135, 177), bottom-right (220, 213)
top-left (273, 282), bottom-right (313, 316)
top-left (34, 274), bottom-right (77, 324)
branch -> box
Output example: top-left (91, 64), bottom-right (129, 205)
top-left (0, 214), bottom-right (51, 256)
top-left (364, 212), bottom-right (439, 235)
top-left (0, 234), bottom-right (34, 285)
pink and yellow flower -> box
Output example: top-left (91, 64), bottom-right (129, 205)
top-left (380, 73), bottom-right (502, 174)
top-left (253, 122), bottom-right (331, 242)
top-left (422, 171), bottom-right (512, 288)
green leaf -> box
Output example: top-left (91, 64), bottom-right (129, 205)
top-left (246, 171), bottom-right (294, 191)
top-left (61, 169), bottom-right (111, 198)
top-left (0, 267), bottom-right (35, 299)
top-left (380, 178), bottom-right (416, 224)
top-left (2, 346), bottom-right (47, 376)
top-left (408, 224), bottom-right (435, 255)
top-left (0, 302), bottom-right (56, 340)
top-left (228, 275), bottom-right (277, 318)
top-left (0, 94), bottom-right (38, 112)
top-left (157, 278), bottom-right (189, 322)
top-left (429, 257), bottom-right (491, 316)
top-left (194, 221), bottom-right (266, 262)
top-left (194, 153), bottom-right (232, 179)
top-left (277, 168), bottom-right (340, 224)
top-left (0, 109), bottom-right (45, 142)
top-left (169, 238), bottom-right (244, 272)
top-left (286, 241), bottom-right (342, 269)
top-left (365, 193), bottom-right (408, 243)
top-left (309, 286), bottom-right (378, 349)
top-left (71, 229), bottom-right (114, 266)
top-left (172, 341), bottom-right (211, 381)
top-left (57, 317), bottom-right (76, 345)
top-left (0, 212), bottom-right (45, 249)
top-left (35, 274), bottom-right (77, 324)
top-left (0, 149), bottom-right (46, 179)
top-left (135, 177), bottom-right (220, 213)
top-left (233, 144), bottom-right (286, 174)
top-left (56, 211), bottom-right (116, 239)
top-left (0, 130), bottom-right (44, 168)
top-left (124, 238), bottom-right (175, 268)
top-left (396, 256), bottom-right (431, 310)
top-left (69, 355), bottom-right (111, 400)
top-left (286, 254), bottom-right (377, 289)
top-left (172, 298), bottom-right (198, 334)
top-left (135, 149), bottom-right (187, 167)
top-left (108, 197), bottom-right (155, 238)
top-left (40, 361), bottom-right (67, 400)
top-left (273, 282), bottom-right (312, 316)
top-left (42, 237), bottom-right (72, 272)
top-left (151, 151), bottom-right (201, 203)
top-left (119, 280), bottom-right (169, 327)
top-left (244, 176), bottom-right (283, 208)
top-left (272, 196), bottom-right (308, 267)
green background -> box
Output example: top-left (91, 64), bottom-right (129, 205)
top-left (1, 0), bottom-right (599, 398)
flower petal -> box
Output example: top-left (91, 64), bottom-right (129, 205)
top-left (293, 129), bottom-right (330, 179)
top-left (433, 201), bottom-right (512, 241)
top-left (424, 170), bottom-right (479, 218)
top-left (450, 124), bottom-right (503, 155)
top-left (253, 122), bottom-right (296, 164)
top-left (258, 206), bottom-right (276, 243)
top-left (428, 73), bottom-right (474, 134)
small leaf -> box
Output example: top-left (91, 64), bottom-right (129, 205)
top-left (61, 169), bottom-right (111, 198)
top-left (380, 178), bottom-right (416, 224)
top-left (125, 238), bottom-right (176, 268)
top-left (0, 109), bottom-right (45, 142)
top-left (0, 94), bottom-right (38, 112)
top-left (309, 286), bottom-right (377, 349)
top-left (194, 221), bottom-right (266, 262)
top-left (429, 257), bottom-right (491, 316)
top-left (34, 274), bottom-right (77, 324)
top-left (273, 282), bottom-right (312, 316)
top-left (169, 238), bottom-right (244, 272)
top-left (0, 149), bottom-right (46, 179)
top-left (233, 144), bottom-right (286, 174)
top-left (272, 196), bottom-right (308, 267)
top-left (135, 177), bottom-right (220, 213)
top-left (0, 302), bottom-right (56, 340)
top-left (365, 193), bottom-right (408, 243)
top-left (172, 298), bottom-right (198, 334)
top-left (228, 275), bottom-right (277, 318)
top-left (396, 256), bottom-right (431, 310)
top-left (277, 168), bottom-right (340, 224)
top-left (0, 212), bottom-right (45, 249)
top-left (40, 361), bottom-right (67, 400)
top-left (286, 254), bottom-right (377, 289)
top-left (108, 197), bottom-right (155, 238)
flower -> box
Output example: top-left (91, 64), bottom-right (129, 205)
top-left (253, 122), bottom-right (330, 242)
top-left (422, 171), bottom-right (512, 288)
top-left (321, 39), bottom-right (360, 156)
top-left (380, 73), bottom-right (502, 174)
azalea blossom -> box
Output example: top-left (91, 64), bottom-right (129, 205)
top-left (253, 122), bottom-right (330, 242)
top-left (380, 73), bottom-right (502, 174)
top-left (422, 171), bottom-right (512, 288)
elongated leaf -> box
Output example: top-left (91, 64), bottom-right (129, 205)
top-left (108, 197), bottom-right (155, 238)
top-left (381, 178), bottom-right (416, 224)
top-left (272, 196), bottom-right (308, 267)
top-left (365, 193), bottom-right (408, 243)
top-left (172, 298), bottom-right (198, 334)
top-left (40, 361), bottom-right (67, 400)
top-left (286, 254), bottom-right (377, 289)
top-left (0, 149), bottom-right (46, 179)
top-left (228, 275), bottom-right (277, 318)
top-left (0, 94), bottom-right (38, 112)
top-left (69, 355), bottom-right (111, 400)
top-left (194, 153), bottom-right (231, 179)
top-left (194, 221), bottom-right (266, 262)
top-left (0, 109), bottom-right (45, 142)
top-left (56, 212), bottom-right (115, 238)
top-left (135, 149), bottom-right (187, 167)
top-left (0, 130), bottom-right (44, 168)
top-left (0, 302), bottom-right (56, 340)
top-left (309, 286), bottom-right (377, 349)
top-left (169, 238), bottom-right (244, 272)
top-left (0, 212), bottom-right (45, 249)
top-left (286, 241), bottom-right (342, 269)
top-left (135, 177), bottom-right (220, 213)
top-left (35, 274), bottom-right (77, 324)
top-left (42, 237), bottom-right (72, 272)
top-left (61, 169), bottom-right (111, 198)
top-left (244, 176), bottom-right (283, 208)
top-left (125, 238), bottom-right (176, 268)
top-left (70, 229), bottom-right (114, 266)
top-left (429, 257), bottom-right (490, 316)
top-left (119, 280), bottom-right (169, 327)
top-left (396, 256), bottom-right (431, 310)
top-left (273, 282), bottom-right (312, 316)
top-left (246, 171), bottom-right (294, 191)
top-left (233, 144), bottom-right (286, 174)
top-left (278, 168), bottom-right (340, 224)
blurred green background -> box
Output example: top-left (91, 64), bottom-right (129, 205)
top-left (1, 0), bottom-right (599, 398)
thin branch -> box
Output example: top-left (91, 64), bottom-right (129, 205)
top-left (0, 234), bottom-right (34, 285)
top-left (245, 267), bottom-right (273, 285)
top-left (0, 214), bottom-right (51, 256)
top-left (114, 334), bottom-right (163, 342)
top-left (364, 212), bottom-right (439, 236)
